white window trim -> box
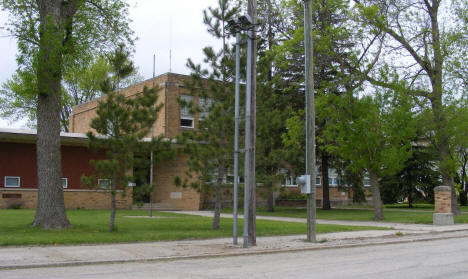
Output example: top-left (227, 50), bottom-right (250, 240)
top-left (283, 176), bottom-right (297, 187)
top-left (180, 95), bottom-right (195, 128)
top-left (180, 117), bottom-right (195, 128)
top-left (98, 179), bottom-right (111, 189)
top-left (61, 178), bottom-right (68, 189)
top-left (4, 176), bottom-right (20, 188)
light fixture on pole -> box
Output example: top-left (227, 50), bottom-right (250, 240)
top-left (226, 14), bottom-right (257, 247)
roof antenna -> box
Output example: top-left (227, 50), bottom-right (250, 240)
top-left (169, 17), bottom-right (173, 73)
top-left (153, 53), bottom-right (156, 87)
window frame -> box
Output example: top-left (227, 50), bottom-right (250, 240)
top-left (98, 179), bottom-right (111, 189)
top-left (283, 176), bottom-right (297, 187)
top-left (4, 176), bottom-right (20, 188)
top-left (180, 94), bottom-right (195, 128)
top-left (198, 97), bottom-right (213, 120)
top-left (61, 178), bottom-right (68, 189)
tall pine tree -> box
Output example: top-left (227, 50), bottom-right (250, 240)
top-left (83, 45), bottom-right (168, 232)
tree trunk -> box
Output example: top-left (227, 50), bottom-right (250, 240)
top-left (433, 101), bottom-right (460, 215)
top-left (369, 170), bottom-right (384, 220)
top-left (212, 163), bottom-right (225, 230)
top-left (109, 193), bottom-right (116, 232)
top-left (321, 151), bottom-right (331, 210)
top-left (427, 0), bottom-right (460, 216)
top-left (266, 181), bottom-right (275, 212)
top-left (461, 155), bottom-right (467, 206)
top-left (32, 0), bottom-right (72, 229)
top-left (109, 176), bottom-right (117, 232)
top-left (408, 188), bottom-right (413, 208)
top-left (460, 189), bottom-right (467, 206)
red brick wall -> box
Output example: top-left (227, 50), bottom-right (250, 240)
top-left (0, 142), bottom-right (106, 190)
top-left (0, 142), bottom-right (37, 188)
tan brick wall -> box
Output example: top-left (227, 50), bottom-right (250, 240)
top-left (69, 74), bottom-right (171, 136)
top-left (434, 186), bottom-right (452, 213)
top-left (67, 73), bottom-right (216, 211)
top-left (281, 186), bottom-right (351, 201)
top-left (0, 188), bottom-right (133, 210)
top-left (153, 152), bottom-right (201, 210)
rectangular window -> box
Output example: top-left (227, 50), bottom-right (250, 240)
top-left (61, 178), bottom-right (68, 189)
top-left (180, 94), bottom-right (194, 128)
top-left (329, 177), bottom-right (339, 186)
top-left (98, 179), bottom-right (111, 189)
top-left (199, 97), bottom-right (213, 120)
top-left (284, 176), bottom-right (296, 187)
top-left (364, 178), bottom-right (371, 187)
top-left (315, 176), bottom-right (321, 185)
top-left (4, 176), bottom-right (20, 188)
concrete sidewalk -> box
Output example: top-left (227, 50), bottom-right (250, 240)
top-left (173, 210), bottom-right (468, 232)
top-left (1, 211), bottom-right (468, 270)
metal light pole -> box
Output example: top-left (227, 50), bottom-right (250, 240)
top-left (303, 0), bottom-right (317, 243)
top-left (149, 54), bottom-right (156, 218)
top-left (233, 31), bottom-right (241, 245)
top-left (227, 9), bottom-right (257, 248)
top-left (243, 26), bottom-right (252, 247)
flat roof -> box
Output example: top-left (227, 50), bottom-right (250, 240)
top-left (0, 128), bottom-right (89, 146)
top-left (0, 128), bottom-right (176, 146)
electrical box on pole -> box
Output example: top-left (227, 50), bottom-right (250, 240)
top-left (297, 175), bottom-right (313, 194)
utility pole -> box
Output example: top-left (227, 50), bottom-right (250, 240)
top-left (303, 0), bottom-right (317, 242)
top-left (244, 0), bottom-right (257, 248)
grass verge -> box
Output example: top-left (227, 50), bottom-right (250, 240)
top-left (224, 206), bottom-right (468, 224)
top-left (0, 209), bottom-right (386, 247)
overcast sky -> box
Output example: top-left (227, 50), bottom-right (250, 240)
top-left (0, 0), bottom-right (221, 129)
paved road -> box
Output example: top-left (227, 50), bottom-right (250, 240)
top-left (2, 237), bottom-right (468, 279)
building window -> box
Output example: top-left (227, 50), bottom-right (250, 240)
top-left (199, 97), bottom-right (213, 120)
top-left (364, 178), bottom-right (371, 187)
top-left (328, 177), bottom-right (340, 186)
top-left (315, 176), bottom-right (321, 186)
top-left (284, 176), bottom-right (296, 187)
top-left (4, 176), bottom-right (20, 188)
top-left (61, 178), bottom-right (68, 189)
top-left (98, 179), bottom-right (111, 189)
top-left (180, 94), bottom-right (194, 128)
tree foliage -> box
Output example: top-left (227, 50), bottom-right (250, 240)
top-left (176, 0), bottom-right (240, 230)
top-left (0, 0), bottom-right (137, 131)
top-left (82, 45), bottom-right (169, 232)
top-left (0, 0), bottom-right (136, 229)
top-left (350, 0), bottom-right (467, 213)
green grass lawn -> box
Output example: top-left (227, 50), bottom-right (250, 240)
top-left (0, 209), bottom-right (385, 247)
top-left (345, 203), bottom-right (468, 211)
top-left (224, 206), bottom-right (468, 224)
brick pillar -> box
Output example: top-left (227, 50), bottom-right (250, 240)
top-left (433, 186), bottom-right (454, 225)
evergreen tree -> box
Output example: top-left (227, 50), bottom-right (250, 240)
top-left (82, 45), bottom-right (167, 232)
top-left (176, 0), bottom-right (240, 230)
top-left (269, 0), bottom-right (360, 209)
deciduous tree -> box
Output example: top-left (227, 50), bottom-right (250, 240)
top-left (0, 0), bottom-right (134, 229)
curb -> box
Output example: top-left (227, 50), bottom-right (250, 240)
top-left (2, 230), bottom-right (467, 271)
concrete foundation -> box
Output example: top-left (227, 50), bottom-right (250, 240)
top-left (433, 213), bottom-right (455, 225)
